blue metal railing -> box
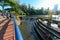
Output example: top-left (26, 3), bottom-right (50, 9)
top-left (14, 18), bottom-right (23, 40)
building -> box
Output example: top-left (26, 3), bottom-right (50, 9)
top-left (54, 4), bottom-right (58, 11)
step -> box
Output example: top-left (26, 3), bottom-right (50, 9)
top-left (0, 18), bottom-right (6, 24)
top-left (0, 19), bottom-right (9, 27)
top-left (0, 19), bottom-right (10, 31)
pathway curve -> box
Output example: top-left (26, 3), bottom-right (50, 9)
top-left (0, 19), bottom-right (15, 40)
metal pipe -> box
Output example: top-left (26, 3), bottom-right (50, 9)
top-left (14, 18), bottom-right (23, 40)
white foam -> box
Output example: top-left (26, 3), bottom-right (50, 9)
top-left (51, 23), bottom-right (58, 28)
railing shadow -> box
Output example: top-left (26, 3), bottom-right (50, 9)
top-left (0, 20), bottom-right (10, 40)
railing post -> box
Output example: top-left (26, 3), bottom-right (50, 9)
top-left (14, 18), bottom-right (23, 40)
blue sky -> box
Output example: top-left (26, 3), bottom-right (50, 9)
top-left (20, 0), bottom-right (60, 10)
top-left (0, 6), bottom-right (11, 10)
top-left (20, 0), bottom-right (43, 8)
top-left (0, 6), bottom-right (2, 10)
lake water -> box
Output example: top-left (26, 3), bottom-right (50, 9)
top-left (19, 15), bottom-right (60, 40)
top-left (19, 16), bottom-right (39, 40)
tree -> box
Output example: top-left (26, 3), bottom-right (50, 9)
top-left (0, 0), bottom-right (10, 15)
top-left (0, 0), bottom-right (25, 17)
top-left (35, 8), bottom-right (44, 15)
top-left (8, 0), bottom-right (25, 16)
top-left (48, 11), bottom-right (55, 19)
top-left (20, 4), bottom-right (27, 15)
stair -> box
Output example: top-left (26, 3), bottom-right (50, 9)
top-left (0, 19), bottom-right (9, 30)
top-left (0, 19), bottom-right (15, 40)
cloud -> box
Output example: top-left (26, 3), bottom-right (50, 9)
top-left (35, 0), bottom-right (60, 10)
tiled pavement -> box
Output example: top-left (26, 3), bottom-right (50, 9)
top-left (0, 19), bottom-right (15, 40)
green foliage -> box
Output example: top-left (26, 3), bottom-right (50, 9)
top-left (0, 0), bottom-right (25, 18)
top-left (0, 0), bottom-right (51, 16)
top-left (20, 4), bottom-right (28, 14)
top-left (0, 0), bottom-right (49, 16)
top-left (20, 4), bottom-right (47, 15)
top-left (0, 10), bottom-right (2, 12)
top-left (48, 11), bottom-right (55, 18)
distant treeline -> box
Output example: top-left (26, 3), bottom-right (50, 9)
top-left (0, 3), bottom-right (59, 16)
top-left (20, 4), bottom-right (60, 15)
top-left (20, 4), bottom-right (49, 15)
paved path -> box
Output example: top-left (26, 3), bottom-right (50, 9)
top-left (0, 19), bottom-right (15, 40)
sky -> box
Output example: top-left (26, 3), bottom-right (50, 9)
top-left (0, 6), bottom-right (11, 10)
top-left (0, 0), bottom-right (60, 10)
top-left (20, 0), bottom-right (60, 10)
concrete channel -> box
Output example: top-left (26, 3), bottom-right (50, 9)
top-left (34, 19), bottom-right (60, 40)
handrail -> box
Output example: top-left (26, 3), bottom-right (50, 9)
top-left (14, 18), bottom-right (23, 40)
